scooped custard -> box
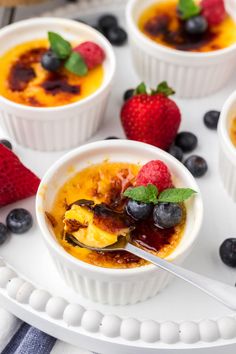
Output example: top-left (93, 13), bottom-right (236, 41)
top-left (48, 161), bottom-right (186, 269)
top-left (230, 117), bottom-right (236, 147)
top-left (0, 39), bottom-right (104, 107)
top-left (138, 0), bottom-right (236, 52)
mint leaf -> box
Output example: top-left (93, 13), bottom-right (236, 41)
top-left (48, 32), bottom-right (72, 59)
top-left (135, 82), bottom-right (147, 95)
top-left (124, 184), bottom-right (158, 204)
top-left (178, 0), bottom-right (201, 20)
top-left (158, 188), bottom-right (196, 203)
top-left (65, 52), bottom-right (88, 76)
top-left (156, 81), bottom-right (175, 96)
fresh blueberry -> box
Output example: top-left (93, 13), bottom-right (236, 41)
top-left (0, 139), bottom-right (12, 150)
top-left (175, 132), bottom-right (198, 153)
top-left (0, 223), bottom-right (8, 245)
top-left (123, 89), bottom-right (134, 102)
top-left (184, 155), bottom-right (208, 177)
top-left (220, 238), bottom-right (236, 267)
top-left (126, 199), bottom-right (153, 220)
top-left (98, 14), bottom-right (118, 33)
top-left (153, 203), bottom-right (183, 229)
top-left (41, 51), bottom-right (61, 72)
top-left (185, 15), bottom-right (208, 35)
top-left (168, 145), bottom-right (183, 162)
top-left (204, 110), bottom-right (220, 130)
top-left (105, 136), bottom-right (120, 140)
top-left (6, 209), bottom-right (33, 234)
top-left (106, 26), bottom-right (127, 46)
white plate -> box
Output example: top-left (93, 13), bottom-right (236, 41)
top-left (1, 1), bottom-right (236, 353)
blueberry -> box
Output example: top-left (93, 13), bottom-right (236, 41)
top-left (126, 199), bottom-right (153, 220)
top-left (41, 51), bottom-right (61, 72)
top-left (168, 145), bottom-right (183, 162)
top-left (0, 223), bottom-right (8, 245)
top-left (98, 14), bottom-right (118, 33)
top-left (6, 209), bottom-right (33, 234)
top-left (105, 136), bottom-right (120, 140)
top-left (204, 110), bottom-right (220, 130)
top-left (175, 132), bottom-right (198, 153)
top-left (0, 139), bottom-right (12, 150)
top-left (185, 16), bottom-right (208, 35)
top-left (106, 26), bottom-right (127, 46)
top-left (123, 89), bottom-right (134, 102)
top-left (153, 203), bottom-right (183, 229)
top-left (184, 155), bottom-right (208, 177)
top-left (220, 238), bottom-right (236, 267)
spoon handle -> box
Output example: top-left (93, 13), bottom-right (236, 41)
top-left (126, 243), bottom-right (236, 311)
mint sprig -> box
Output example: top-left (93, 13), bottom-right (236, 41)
top-left (48, 32), bottom-right (72, 59)
top-left (65, 52), bottom-right (88, 76)
top-left (124, 184), bottom-right (196, 204)
top-left (178, 0), bottom-right (201, 20)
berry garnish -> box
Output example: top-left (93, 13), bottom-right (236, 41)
top-left (185, 15), bottom-right (208, 35)
top-left (178, 0), bottom-right (201, 20)
top-left (105, 136), bottom-right (120, 140)
top-left (73, 41), bottom-right (105, 70)
top-left (168, 145), bottom-right (183, 162)
top-left (184, 155), bottom-right (208, 177)
top-left (0, 223), bottom-right (8, 245)
top-left (219, 238), bottom-right (236, 268)
top-left (123, 89), bottom-right (134, 102)
top-left (175, 132), bottom-right (198, 153)
top-left (201, 0), bottom-right (226, 26)
top-left (0, 144), bottom-right (40, 207)
top-left (126, 199), bottom-right (153, 221)
top-left (98, 14), bottom-right (118, 34)
top-left (41, 51), bottom-right (61, 72)
top-left (6, 208), bottom-right (33, 234)
top-left (136, 160), bottom-right (173, 192)
top-left (203, 110), bottom-right (220, 129)
top-left (106, 26), bottom-right (127, 46)
top-left (153, 203), bottom-right (183, 229)
top-left (0, 139), bottom-right (12, 150)
top-left (121, 82), bottom-right (181, 150)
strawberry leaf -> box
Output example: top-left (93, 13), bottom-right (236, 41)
top-left (178, 0), bottom-right (201, 20)
top-left (65, 52), bottom-right (88, 76)
top-left (156, 81), bottom-right (175, 96)
top-left (158, 188), bottom-right (196, 203)
top-left (134, 82), bottom-right (147, 95)
top-left (124, 184), bottom-right (158, 204)
top-left (48, 32), bottom-right (72, 59)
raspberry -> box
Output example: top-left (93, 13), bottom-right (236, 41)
top-left (73, 41), bottom-right (105, 70)
top-left (136, 160), bottom-right (173, 192)
top-left (201, 0), bottom-right (226, 26)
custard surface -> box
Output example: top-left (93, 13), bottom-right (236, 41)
top-left (230, 117), bottom-right (236, 147)
top-left (138, 0), bottom-right (236, 52)
top-left (0, 39), bottom-right (104, 107)
top-left (49, 162), bottom-right (186, 269)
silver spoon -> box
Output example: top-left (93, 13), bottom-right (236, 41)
top-left (70, 235), bottom-right (236, 311)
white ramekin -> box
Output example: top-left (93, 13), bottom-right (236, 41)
top-left (36, 140), bottom-right (203, 305)
top-left (0, 18), bottom-right (115, 151)
top-left (218, 91), bottom-right (236, 201)
top-left (126, 0), bottom-right (236, 98)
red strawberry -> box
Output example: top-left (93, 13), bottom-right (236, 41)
top-left (0, 145), bottom-right (40, 207)
top-left (201, 0), bottom-right (226, 26)
top-left (73, 41), bottom-right (105, 70)
top-left (136, 160), bottom-right (173, 192)
top-left (121, 82), bottom-right (181, 150)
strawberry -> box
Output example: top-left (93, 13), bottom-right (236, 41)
top-left (0, 145), bottom-right (40, 207)
top-left (73, 41), bottom-right (105, 70)
top-left (136, 160), bottom-right (173, 192)
top-left (201, 0), bottom-right (226, 26)
top-left (120, 82), bottom-right (181, 151)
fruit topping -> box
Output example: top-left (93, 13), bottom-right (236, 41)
top-left (136, 160), bottom-right (173, 192)
top-left (201, 0), bottom-right (226, 26)
top-left (41, 50), bottom-right (61, 72)
top-left (0, 139), bottom-right (12, 150)
top-left (123, 89), bottom-right (134, 102)
top-left (175, 132), bottom-right (198, 153)
top-left (0, 144), bottom-right (40, 207)
top-left (219, 238), bottom-right (236, 268)
top-left (0, 223), bottom-right (8, 245)
top-left (153, 202), bottom-right (183, 229)
top-left (203, 110), bottom-right (220, 129)
top-left (121, 82), bottom-right (181, 150)
top-left (98, 14), bottom-right (118, 33)
top-left (6, 208), bottom-right (33, 234)
top-left (106, 26), bottom-right (127, 46)
top-left (185, 15), bottom-right (208, 35)
top-left (168, 145), bottom-right (184, 162)
top-left (73, 41), bottom-right (105, 70)
top-left (184, 155), bottom-right (208, 177)
top-left (126, 199), bottom-right (153, 221)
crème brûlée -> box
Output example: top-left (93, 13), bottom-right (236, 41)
top-left (138, 0), bottom-right (236, 52)
top-left (0, 39), bottom-right (104, 107)
top-left (230, 117), bottom-right (236, 147)
top-left (48, 161), bottom-right (186, 269)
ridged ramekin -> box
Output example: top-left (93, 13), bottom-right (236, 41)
top-left (218, 91), bottom-right (236, 201)
top-left (36, 140), bottom-right (203, 305)
top-left (0, 18), bottom-right (115, 151)
top-left (126, 0), bottom-right (236, 98)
